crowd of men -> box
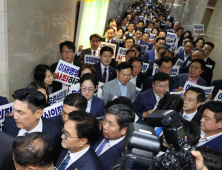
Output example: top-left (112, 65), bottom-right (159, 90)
top-left (1, 0), bottom-right (222, 170)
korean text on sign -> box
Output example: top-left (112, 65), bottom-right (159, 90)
top-left (54, 60), bottom-right (80, 86)
top-left (116, 47), bottom-right (127, 61)
top-left (84, 55), bottom-right (100, 64)
top-left (193, 24), bottom-right (205, 35)
top-left (43, 101), bottom-right (63, 118)
top-left (49, 88), bottom-right (68, 105)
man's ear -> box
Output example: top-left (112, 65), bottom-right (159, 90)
top-left (80, 138), bottom-right (88, 147)
top-left (35, 109), bottom-right (43, 119)
top-left (121, 127), bottom-right (127, 136)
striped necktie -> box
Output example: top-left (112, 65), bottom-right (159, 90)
top-left (58, 152), bottom-right (70, 170)
top-left (96, 139), bottom-right (109, 156)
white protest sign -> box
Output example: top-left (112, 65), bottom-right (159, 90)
top-left (145, 28), bottom-right (152, 34)
top-left (148, 33), bottom-right (156, 44)
top-left (140, 45), bottom-right (149, 54)
top-left (214, 90), bottom-right (222, 101)
top-left (152, 65), bottom-right (180, 77)
top-left (139, 16), bottom-right (143, 20)
top-left (54, 60), bottom-right (80, 86)
top-left (170, 91), bottom-right (185, 97)
top-left (170, 43), bottom-right (176, 50)
top-left (136, 87), bottom-right (142, 96)
top-left (141, 62), bottom-right (150, 73)
top-left (186, 60), bottom-right (191, 66)
top-left (97, 82), bottom-right (104, 99)
top-left (170, 66), bottom-right (180, 77)
top-left (43, 101), bottom-right (63, 118)
top-left (49, 88), bottom-right (68, 105)
top-left (0, 102), bottom-right (14, 131)
top-left (193, 24), bottom-right (205, 35)
top-left (68, 83), bottom-right (81, 95)
top-left (100, 42), bottom-right (116, 58)
top-left (166, 32), bottom-right (176, 45)
top-left (84, 55), bottom-right (100, 64)
top-left (177, 46), bottom-right (184, 53)
top-left (183, 81), bottom-right (214, 97)
top-left (175, 58), bottom-right (185, 67)
top-left (206, 65), bottom-right (213, 69)
top-left (116, 47), bottom-right (127, 61)
top-left (152, 64), bottom-right (159, 76)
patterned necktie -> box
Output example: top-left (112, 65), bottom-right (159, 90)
top-left (58, 152), bottom-right (70, 170)
top-left (183, 114), bottom-right (188, 120)
top-left (96, 139), bottom-right (109, 156)
top-left (102, 68), bottom-right (107, 83)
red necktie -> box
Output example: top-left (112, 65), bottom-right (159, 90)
top-left (107, 41), bottom-right (109, 43)
top-left (93, 51), bottom-right (96, 55)
top-left (102, 68), bottom-right (107, 83)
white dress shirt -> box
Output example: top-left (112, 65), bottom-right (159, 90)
top-left (61, 146), bottom-right (90, 169)
top-left (85, 98), bottom-right (92, 113)
top-left (105, 38), bottom-right (112, 43)
top-left (134, 39), bottom-right (141, 45)
top-left (153, 90), bottom-right (163, 110)
top-left (204, 57), bottom-right (208, 62)
top-left (122, 25), bottom-right (127, 31)
top-left (91, 48), bottom-right (99, 56)
top-left (130, 76), bottom-right (137, 85)
top-left (182, 110), bottom-right (197, 121)
top-left (100, 63), bottom-right (109, 83)
top-left (17, 118), bottom-right (43, 136)
top-left (95, 136), bottom-right (125, 156)
top-left (197, 130), bottom-right (222, 146)
top-left (183, 50), bottom-right (190, 61)
top-left (154, 49), bottom-right (158, 60)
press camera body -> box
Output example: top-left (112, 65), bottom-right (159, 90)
top-left (111, 110), bottom-right (196, 170)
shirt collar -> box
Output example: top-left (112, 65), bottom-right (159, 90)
top-left (69, 145), bottom-right (90, 163)
top-left (199, 130), bottom-right (222, 141)
top-left (19, 118), bottom-right (43, 136)
top-left (100, 62), bottom-right (109, 69)
top-left (91, 48), bottom-right (99, 54)
top-left (183, 110), bottom-right (197, 120)
top-left (153, 89), bottom-right (163, 100)
top-left (87, 98), bottom-right (93, 107)
top-left (109, 136), bottom-right (125, 148)
top-left (117, 78), bottom-right (127, 87)
top-left (105, 37), bottom-right (112, 43)
top-left (204, 57), bottom-right (208, 62)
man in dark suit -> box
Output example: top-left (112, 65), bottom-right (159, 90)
top-left (180, 48), bottom-right (213, 86)
top-left (125, 21), bottom-right (135, 37)
top-left (134, 27), bottom-right (146, 45)
top-left (117, 17), bottom-right (127, 32)
top-left (133, 72), bottom-right (170, 120)
top-left (12, 132), bottom-right (55, 170)
top-left (143, 56), bottom-right (173, 92)
top-left (102, 27), bottom-right (118, 46)
top-left (3, 88), bottom-right (62, 163)
top-left (75, 34), bottom-right (102, 63)
top-left (182, 87), bottom-right (205, 126)
top-left (0, 131), bottom-right (14, 170)
top-left (92, 104), bottom-right (135, 170)
top-left (94, 46), bottom-right (117, 83)
top-left (51, 41), bottom-right (83, 93)
top-left (55, 111), bottom-right (102, 170)
top-left (129, 57), bottom-right (145, 89)
top-left (49, 93), bottom-right (87, 126)
top-left (211, 79), bottom-right (222, 99)
top-left (145, 46), bottom-right (169, 78)
top-left (143, 37), bottom-right (166, 62)
top-left (173, 59), bottom-right (207, 91)
top-left (174, 40), bottom-right (194, 64)
top-left (202, 42), bottom-right (215, 70)
top-left (0, 96), bottom-right (8, 106)
top-left (197, 101), bottom-right (222, 153)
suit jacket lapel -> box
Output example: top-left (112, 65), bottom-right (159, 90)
top-left (150, 89), bottom-right (157, 107)
top-left (55, 149), bottom-right (68, 168)
top-left (108, 66), bottom-right (114, 81)
top-left (97, 63), bottom-right (102, 82)
top-left (90, 96), bottom-right (97, 116)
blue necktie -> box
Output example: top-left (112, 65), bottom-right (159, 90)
top-left (155, 127), bottom-right (163, 137)
top-left (183, 114), bottom-right (188, 120)
top-left (96, 139), bottom-right (109, 156)
top-left (58, 152), bottom-right (70, 170)
top-left (24, 132), bottom-right (29, 136)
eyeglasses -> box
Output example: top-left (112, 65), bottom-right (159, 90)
top-left (81, 87), bottom-right (94, 93)
top-left (162, 66), bottom-right (172, 70)
top-left (62, 50), bottom-right (73, 54)
top-left (126, 41), bottom-right (133, 44)
top-left (62, 128), bottom-right (79, 140)
top-left (182, 97), bottom-right (196, 103)
top-left (155, 84), bottom-right (168, 89)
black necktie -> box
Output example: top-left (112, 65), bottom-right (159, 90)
top-left (102, 68), bottom-right (107, 83)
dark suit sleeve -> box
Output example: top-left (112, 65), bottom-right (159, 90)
top-left (172, 75), bottom-right (180, 90)
top-left (0, 96), bottom-right (9, 106)
top-left (142, 51), bottom-right (150, 63)
top-left (133, 94), bottom-right (145, 119)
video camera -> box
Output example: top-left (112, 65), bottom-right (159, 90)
top-left (111, 110), bottom-right (196, 170)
